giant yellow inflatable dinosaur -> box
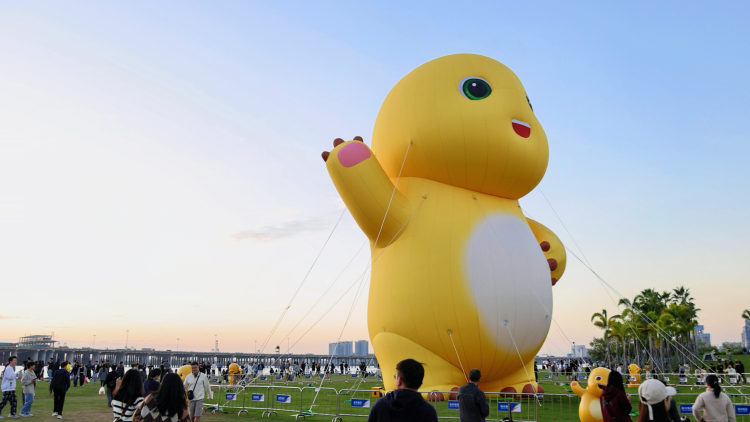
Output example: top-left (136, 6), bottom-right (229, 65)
top-left (322, 53), bottom-right (566, 394)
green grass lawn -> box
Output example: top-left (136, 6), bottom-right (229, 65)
top-left (6, 362), bottom-right (749, 421)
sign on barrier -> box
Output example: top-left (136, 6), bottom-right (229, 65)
top-left (211, 378), bottom-right (219, 383)
top-left (260, 376), bottom-right (267, 381)
top-left (664, 377), bottom-right (670, 381)
top-left (276, 376), bottom-right (282, 380)
top-left (352, 373), bottom-right (358, 377)
top-left (578, 375), bottom-right (587, 380)
top-left (448, 400), bottom-right (459, 410)
top-left (251, 393), bottom-right (265, 402)
top-left (679, 377), bottom-right (687, 383)
top-left (697, 377), bottom-right (704, 383)
top-left (276, 394), bottom-right (292, 404)
top-left (351, 399), bottom-right (370, 408)
top-left (305, 375), bottom-right (311, 378)
top-left (629, 377), bottom-right (636, 382)
top-left (225, 393), bottom-right (236, 401)
top-left (544, 374), bottom-right (550, 379)
top-left (730, 378), bottom-right (737, 384)
top-left (680, 404), bottom-right (693, 414)
top-left (498, 402), bottom-right (521, 413)
top-left (736, 405), bottom-right (750, 415)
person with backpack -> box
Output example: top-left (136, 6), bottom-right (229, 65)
top-left (0, 356), bottom-right (20, 419)
top-left (600, 371), bottom-right (632, 422)
top-left (20, 361), bottom-right (37, 417)
top-left (112, 369), bottom-right (145, 422)
top-left (133, 373), bottom-right (190, 422)
top-left (692, 374), bottom-right (736, 422)
top-left (49, 360), bottom-right (70, 419)
top-left (183, 362), bottom-right (212, 422)
top-left (106, 366), bottom-right (120, 407)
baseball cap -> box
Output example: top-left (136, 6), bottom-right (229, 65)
top-left (638, 379), bottom-right (677, 420)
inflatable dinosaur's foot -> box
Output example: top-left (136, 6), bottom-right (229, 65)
top-left (372, 332), bottom-right (465, 392)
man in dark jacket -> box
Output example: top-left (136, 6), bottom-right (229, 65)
top-left (367, 359), bottom-right (437, 422)
top-left (458, 369), bottom-right (490, 422)
top-left (49, 361), bottom-right (71, 417)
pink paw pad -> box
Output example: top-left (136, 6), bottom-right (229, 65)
top-left (338, 142), bottom-right (371, 168)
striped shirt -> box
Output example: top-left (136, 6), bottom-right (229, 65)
top-left (112, 396), bottom-right (144, 421)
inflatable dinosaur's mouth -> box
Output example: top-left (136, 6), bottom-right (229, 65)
top-left (512, 119), bottom-right (531, 138)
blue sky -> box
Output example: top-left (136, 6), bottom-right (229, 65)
top-left (0, 1), bottom-right (748, 353)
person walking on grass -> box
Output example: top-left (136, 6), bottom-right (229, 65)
top-left (457, 369), bottom-right (489, 422)
top-left (112, 369), bottom-right (145, 422)
top-left (0, 356), bottom-right (20, 419)
top-left (367, 359), bottom-right (438, 422)
top-left (20, 361), bottom-right (37, 417)
top-left (47, 359), bottom-right (54, 382)
top-left (183, 362), bottom-right (212, 422)
top-left (105, 366), bottom-right (120, 407)
top-left (692, 374), bottom-right (736, 422)
top-left (49, 360), bottom-right (70, 419)
top-left (133, 373), bottom-right (190, 422)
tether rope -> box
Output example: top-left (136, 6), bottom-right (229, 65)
top-left (448, 330), bottom-right (469, 383)
top-left (505, 321), bottom-right (541, 405)
top-left (528, 193), bottom-right (726, 385)
top-left (256, 209), bottom-right (347, 355)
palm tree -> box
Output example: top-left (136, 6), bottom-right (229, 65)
top-left (671, 286), bottom-right (694, 306)
top-left (743, 309), bottom-right (750, 320)
top-left (592, 309), bottom-right (612, 364)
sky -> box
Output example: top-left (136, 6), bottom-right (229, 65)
top-left (1, 1), bottom-right (749, 355)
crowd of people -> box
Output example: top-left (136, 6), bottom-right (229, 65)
top-left (0, 353), bottom-right (746, 421)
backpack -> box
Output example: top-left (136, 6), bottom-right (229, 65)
top-left (107, 374), bottom-right (117, 389)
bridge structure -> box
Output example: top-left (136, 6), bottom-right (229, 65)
top-left (0, 346), bottom-right (378, 368)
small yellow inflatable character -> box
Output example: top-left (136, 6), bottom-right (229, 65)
top-left (321, 53), bottom-right (567, 395)
top-left (228, 363), bottom-right (240, 385)
top-left (176, 365), bottom-right (192, 382)
top-left (571, 367), bottom-right (611, 422)
top-left (627, 364), bottom-right (641, 388)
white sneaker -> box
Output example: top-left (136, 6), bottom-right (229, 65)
top-left (57, 416), bottom-right (62, 420)
top-left (52, 413), bottom-right (58, 416)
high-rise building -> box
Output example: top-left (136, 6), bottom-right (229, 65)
top-left (741, 320), bottom-right (750, 349)
top-left (329, 341), bottom-right (353, 356)
top-left (695, 325), bottom-right (711, 347)
top-left (355, 340), bottom-right (369, 356)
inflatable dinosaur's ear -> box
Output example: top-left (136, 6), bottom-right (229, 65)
top-left (372, 53), bottom-right (548, 200)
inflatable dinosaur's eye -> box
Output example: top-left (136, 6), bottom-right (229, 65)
top-left (527, 95), bottom-right (533, 111)
top-left (459, 77), bottom-right (492, 100)
top-left (595, 376), bottom-right (601, 380)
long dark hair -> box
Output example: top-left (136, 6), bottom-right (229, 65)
top-left (706, 374), bottom-right (721, 398)
top-left (607, 370), bottom-right (625, 393)
top-left (154, 373), bottom-right (187, 417)
top-left (114, 368), bottom-right (144, 406)
top-left (638, 401), bottom-right (669, 422)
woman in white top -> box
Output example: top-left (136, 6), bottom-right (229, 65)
top-left (111, 369), bottom-right (145, 421)
top-left (692, 374), bottom-right (736, 422)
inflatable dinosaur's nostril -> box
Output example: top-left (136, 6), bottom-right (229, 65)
top-left (540, 241), bottom-right (550, 252)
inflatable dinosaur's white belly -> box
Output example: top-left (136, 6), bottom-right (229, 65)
top-left (465, 213), bottom-right (553, 359)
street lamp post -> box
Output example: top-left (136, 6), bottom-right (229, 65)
top-left (287, 338), bottom-right (290, 354)
top-left (93, 335), bottom-right (96, 348)
top-left (177, 338), bottom-right (179, 352)
top-left (126, 330), bottom-right (129, 349)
